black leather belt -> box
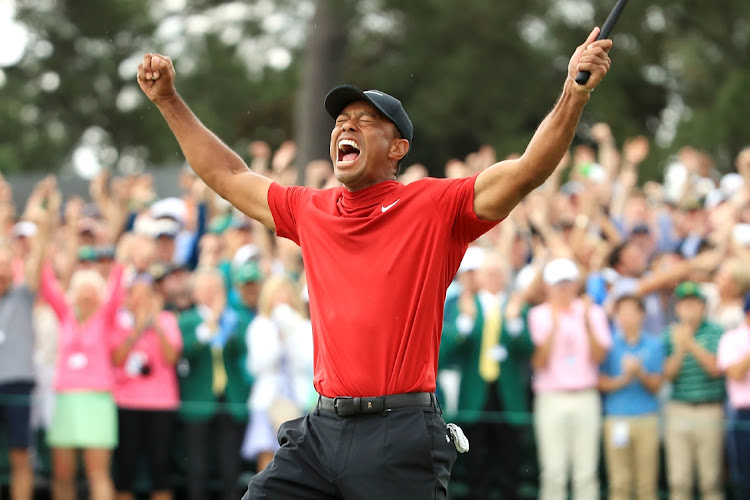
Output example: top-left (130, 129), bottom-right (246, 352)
top-left (317, 392), bottom-right (437, 416)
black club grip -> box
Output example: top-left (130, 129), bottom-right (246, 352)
top-left (575, 0), bottom-right (629, 85)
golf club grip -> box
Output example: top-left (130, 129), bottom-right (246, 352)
top-left (575, 0), bottom-right (629, 85)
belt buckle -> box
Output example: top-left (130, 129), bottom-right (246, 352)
top-left (333, 397), bottom-right (357, 416)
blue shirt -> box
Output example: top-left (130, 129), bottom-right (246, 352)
top-left (600, 330), bottom-right (665, 416)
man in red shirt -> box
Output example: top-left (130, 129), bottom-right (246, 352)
top-left (137, 27), bottom-right (612, 500)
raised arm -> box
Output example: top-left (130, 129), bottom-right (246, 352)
top-left (473, 28), bottom-right (613, 221)
top-left (137, 54), bottom-right (275, 230)
top-left (23, 178), bottom-right (60, 292)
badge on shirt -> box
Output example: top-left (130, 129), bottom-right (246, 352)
top-left (611, 421), bottom-right (630, 448)
top-left (0, 329), bottom-right (5, 345)
top-left (490, 345), bottom-right (508, 362)
top-left (67, 352), bottom-right (88, 370)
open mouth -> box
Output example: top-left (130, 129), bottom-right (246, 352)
top-left (337, 139), bottom-right (361, 164)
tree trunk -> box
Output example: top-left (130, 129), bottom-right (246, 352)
top-left (294, 0), bottom-right (351, 185)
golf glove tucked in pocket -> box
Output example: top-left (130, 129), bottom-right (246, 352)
top-left (446, 423), bottom-right (469, 453)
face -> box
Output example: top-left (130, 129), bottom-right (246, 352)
top-left (675, 297), bottom-right (705, 325)
top-left (620, 243), bottom-right (647, 277)
top-left (330, 101), bottom-right (407, 191)
top-left (127, 281), bottom-right (153, 312)
top-left (160, 270), bottom-right (191, 308)
top-left (192, 273), bottom-right (225, 309)
top-left (238, 281), bottom-right (261, 309)
top-left (74, 282), bottom-right (102, 316)
top-left (155, 235), bottom-right (176, 262)
top-left (614, 299), bottom-right (644, 332)
top-left (546, 280), bottom-right (578, 304)
top-left (479, 263), bottom-right (507, 295)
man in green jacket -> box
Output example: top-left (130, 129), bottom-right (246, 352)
top-left (441, 250), bottom-right (533, 500)
top-left (178, 268), bottom-right (251, 500)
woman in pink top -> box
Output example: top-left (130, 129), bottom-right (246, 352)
top-left (111, 275), bottom-right (182, 500)
top-left (40, 260), bottom-right (125, 500)
top-left (529, 258), bottom-right (612, 500)
top-left (717, 296), bottom-right (750, 498)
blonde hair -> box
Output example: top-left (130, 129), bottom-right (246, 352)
top-left (68, 269), bottom-right (107, 303)
top-left (257, 275), bottom-right (301, 318)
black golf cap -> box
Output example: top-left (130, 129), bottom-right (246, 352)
top-left (324, 85), bottom-right (413, 145)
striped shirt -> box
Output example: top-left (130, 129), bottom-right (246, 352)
top-left (664, 320), bottom-right (725, 403)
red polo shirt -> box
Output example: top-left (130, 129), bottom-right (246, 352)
top-left (267, 174), bottom-right (498, 398)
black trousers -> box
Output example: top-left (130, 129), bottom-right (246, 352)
top-left (184, 413), bottom-right (246, 500)
top-left (461, 382), bottom-right (520, 500)
top-left (114, 408), bottom-right (175, 492)
top-left (243, 404), bottom-right (457, 499)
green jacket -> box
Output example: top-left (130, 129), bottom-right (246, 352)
top-left (177, 306), bottom-right (251, 422)
top-left (440, 293), bottom-right (533, 425)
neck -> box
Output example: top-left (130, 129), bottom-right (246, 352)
top-left (343, 175), bottom-right (397, 192)
top-left (622, 327), bottom-right (640, 344)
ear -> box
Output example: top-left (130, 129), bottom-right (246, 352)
top-left (388, 138), bottom-right (410, 162)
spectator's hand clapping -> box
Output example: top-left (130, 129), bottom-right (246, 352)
top-left (672, 323), bottom-right (694, 352)
top-left (621, 354), bottom-right (641, 380)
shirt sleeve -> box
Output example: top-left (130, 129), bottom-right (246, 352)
top-left (588, 304), bottom-right (613, 350)
top-left (39, 263), bottom-right (68, 321)
top-left (267, 182), bottom-right (313, 245)
top-left (716, 331), bottom-right (734, 371)
top-left (427, 174), bottom-right (501, 245)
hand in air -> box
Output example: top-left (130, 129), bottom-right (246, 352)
top-left (137, 53), bottom-right (177, 103)
top-left (568, 27), bottom-right (613, 93)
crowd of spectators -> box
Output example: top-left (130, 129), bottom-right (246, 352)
top-left (0, 127), bottom-right (749, 500)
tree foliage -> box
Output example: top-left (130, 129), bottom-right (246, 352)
top-left (1, 0), bottom-right (748, 180)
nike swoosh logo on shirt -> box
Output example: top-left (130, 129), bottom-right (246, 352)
top-left (381, 199), bottom-right (400, 213)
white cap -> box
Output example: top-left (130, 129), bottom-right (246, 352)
top-left (543, 258), bottom-right (580, 285)
top-left (733, 224), bottom-right (750, 247)
top-left (150, 197), bottom-right (187, 226)
top-left (151, 218), bottom-right (181, 238)
top-left (232, 244), bottom-right (260, 269)
top-left (11, 221), bottom-right (37, 238)
top-left (458, 246), bottom-right (484, 273)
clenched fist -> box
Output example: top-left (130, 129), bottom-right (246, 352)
top-left (137, 53), bottom-right (177, 104)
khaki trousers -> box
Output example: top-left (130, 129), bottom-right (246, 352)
top-left (603, 414), bottom-right (659, 500)
top-left (534, 390), bottom-right (601, 500)
top-left (664, 401), bottom-right (724, 500)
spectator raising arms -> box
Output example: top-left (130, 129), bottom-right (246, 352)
top-left (0, 176), bottom-right (57, 500)
top-left (40, 236), bottom-right (126, 500)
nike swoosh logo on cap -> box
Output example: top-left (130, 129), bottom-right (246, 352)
top-left (381, 199), bottom-right (400, 213)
